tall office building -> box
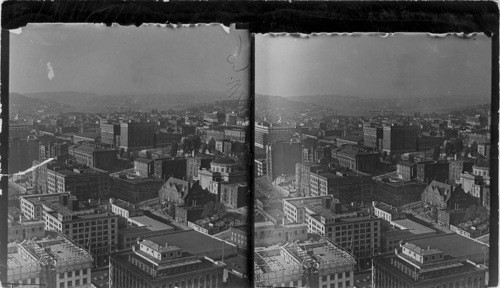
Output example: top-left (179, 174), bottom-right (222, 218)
top-left (119, 121), bottom-right (155, 151)
top-left (255, 122), bottom-right (293, 149)
top-left (363, 123), bottom-right (383, 150)
top-left (266, 140), bottom-right (302, 181)
top-left (382, 125), bottom-right (418, 155)
top-left (100, 120), bottom-right (121, 147)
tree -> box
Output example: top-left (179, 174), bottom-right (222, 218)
top-left (202, 201), bottom-right (216, 219)
top-left (207, 138), bottom-right (216, 153)
top-left (432, 144), bottom-right (441, 160)
top-left (192, 135), bottom-right (202, 153)
top-left (170, 142), bottom-right (179, 158)
top-left (119, 148), bottom-right (125, 158)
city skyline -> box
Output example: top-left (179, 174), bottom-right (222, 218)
top-left (256, 33), bottom-right (491, 99)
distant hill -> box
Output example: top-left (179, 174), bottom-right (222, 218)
top-left (23, 91), bottom-right (232, 113)
top-left (279, 94), bottom-right (491, 115)
top-left (9, 93), bottom-right (74, 116)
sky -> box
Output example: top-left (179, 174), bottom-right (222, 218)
top-left (255, 33), bottom-right (491, 99)
top-left (10, 24), bottom-right (250, 96)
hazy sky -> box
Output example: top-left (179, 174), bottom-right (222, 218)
top-left (256, 33), bottom-right (491, 99)
top-left (10, 24), bottom-right (250, 95)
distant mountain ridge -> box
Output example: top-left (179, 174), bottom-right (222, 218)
top-left (258, 94), bottom-right (491, 115)
top-left (20, 91), bottom-right (232, 113)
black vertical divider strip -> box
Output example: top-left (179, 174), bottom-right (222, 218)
top-left (488, 25), bottom-right (499, 287)
top-left (248, 31), bottom-right (256, 288)
top-left (0, 28), bottom-right (10, 284)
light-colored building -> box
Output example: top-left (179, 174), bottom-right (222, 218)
top-left (8, 217), bottom-right (45, 243)
top-left (254, 221), bottom-right (308, 247)
top-left (7, 236), bottom-right (93, 288)
top-left (21, 193), bottom-right (118, 267)
top-left (373, 242), bottom-right (488, 288)
top-left (110, 236), bottom-right (226, 288)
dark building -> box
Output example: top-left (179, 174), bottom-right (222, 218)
top-left (175, 205), bottom-right (205, 225)
top-left (372, 242), bottom-right (487, 288)
top-left (134, 157), bottom-right (155, 178)
top-left (46, 165), bottom-right (112, 200)
top-left (228, 225), bottom-right (247, 251)
top-left (154, 158), bottom-right (188, 181)
top-left (373, 181), bottom-right (427, 207)
top-left (416, 161), bottom-right (450, 184)
top-left (309, 170), bottom-right (373, 204)
top-left (186, 156), bottom-right (213, 181)
top-left (331, 146), bottom-right (379, 174)
top-left (9, 137), bottom-right (40, 174)
top-left (220, 183), bottom-right (247, 209)
top-left (111, 175), bottom-right (163, 203)
top-left (119, 121), bottom-right (155, 151)
top-left (266, 140), bottom-right (302, 181)
top-left (159, 177), bottom-right (215, 208)
top-left (397, 161), bottom-right (417, 181)
top-left (449, 159), bottom-right (474, 183)
top-left (69, 143), bottom-right (117, 171)
top-left (437, 209), bottom-right (467, 228)
top-left (154, 131), bottom-right (182, 148)
top-left (39, 135), bottom-right (69, 162)
top-left (382, 125), bottom-right (418, 155)
top-left (417, 135), bottom-right (445, 151)
top-left (179, 124), bottom-right (196, 136)
top-left (421, 181), bottom-right (476, 210)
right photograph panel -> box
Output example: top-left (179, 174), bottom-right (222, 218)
top-left (254, 33), bottom-right (492, 288)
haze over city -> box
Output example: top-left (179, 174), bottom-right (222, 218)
top-left (256, 33), bottom-right (491, 99)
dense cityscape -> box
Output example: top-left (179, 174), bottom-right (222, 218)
top-left (254, 98), bottom-right (491, 288)
top-left (6, 94), bottom-right (250, 288)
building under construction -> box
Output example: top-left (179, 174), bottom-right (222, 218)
top-left (255, 237), bottom-right (356, 288)
top-left (6, 235), bottom-right (93, 288)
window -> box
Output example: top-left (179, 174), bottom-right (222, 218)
top-left (60, 283), bottom-right (65, 288)
top-left (83, 269), bottom-right (88, 275)
top-left (75, 270), bottom-right (80, 276)
top-left (67, 281), bottom-right (72, 287)
top-left (60, 273), bottom-right (65, 279)
top-left (75, 280), bottom-right (80, 286)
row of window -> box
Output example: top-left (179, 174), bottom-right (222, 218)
top-left (59, 278), bottom-right (88, 288)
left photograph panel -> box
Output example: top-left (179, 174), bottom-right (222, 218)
top-left (5, 23), bottom-right (250, 288)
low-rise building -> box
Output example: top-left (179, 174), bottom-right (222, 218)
top-left (7, 236), bottom-right (93, 288)
top-left (110, 238), bottom-right (225, 288)
top-left (220, 182), bottom-right (247, 209)
top-left (69, 144), bottom-right (116, 171)
top-left (254, 221), bottom-right (308, 247)
top-left (111, 174), bottom-right (164, 204)
top-left (421, 180), bottom-right (476, 210)
top-left (228, 225), bottom-right (248, 250)
top-left (283, 196), bottom-right (380, 266)
top-left (331, 146), bottom-right (379, 174)
top-left (21, 193), bottom-right (119, 267)
top-left (7, 217), bottom-right (45, 243)
top-left (372, 242), bottom-right (488, 288)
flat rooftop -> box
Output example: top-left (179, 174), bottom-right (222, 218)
top-left (410, 234), bottom-right (489, 263)
top-left (129, 215), bottom-right (174, 231)
top-left (391, 219), bottom-right (436, 235)
top-left (145, 230), bottom-right (228, 256)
